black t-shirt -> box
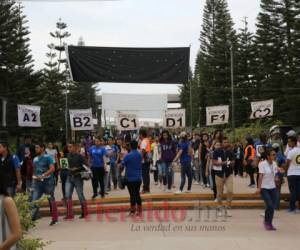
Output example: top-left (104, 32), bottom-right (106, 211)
top-left (213, 148), bottom-right (234, 178)
top-left (67, 153), bottom-right (85, 176)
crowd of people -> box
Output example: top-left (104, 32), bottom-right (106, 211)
top-left (1, 125), bottom-right (300, 235)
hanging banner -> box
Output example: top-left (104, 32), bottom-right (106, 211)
top-left (18, 105), bottom-right (41, 127)
top-left (67, 46), bottom-right (190, 84)
top-left (164, 109), bottom-right (186, 129)
top-left (69, 108), bottom-right (94, 131)
top-left (206, 105), bottom-right (229, 126)
top-left (250, 99), bottom-right (274, 119)
top-left (116, 112), bottom-right (139, 131)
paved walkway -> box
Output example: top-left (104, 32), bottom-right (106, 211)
top-left (31, 209), bottom-right (300, 250)
top-left (53, 173), bottom-right (290, 200)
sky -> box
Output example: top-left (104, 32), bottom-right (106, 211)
top-left (22, 0), bottom-right (261, 95)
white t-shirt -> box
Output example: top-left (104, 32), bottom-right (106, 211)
top-left (258, 160), bottom-right (278, 189)
top-left (45, 148), bottom-right (58, 163)
top-left (287, 147), bottom-right (300, 176)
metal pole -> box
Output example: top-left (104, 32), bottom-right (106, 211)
top-left (65, 83), bottom-right (68, 143)
top-left (189, 79), bottom-right (193, 129)
top-left (230, 45), bottom-right (235, 141)
top-left (2, 99), bottom-right (7, 127)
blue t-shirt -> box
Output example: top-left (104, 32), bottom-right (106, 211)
top-left (123, 150), bottom-right (142, 182)
top-left (89, 145), bottom-right (106, 168)
top-left (179, 141), bottom-right (192, 163)
top-left (33, 154), bottom-right (55, 178)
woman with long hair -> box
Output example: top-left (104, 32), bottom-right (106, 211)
top-left (244, 136), bottom-right (256, 188)
top-left (199, 133), bottom-right (210, 188)
top-left (257, 148), bottom-right (281, 230)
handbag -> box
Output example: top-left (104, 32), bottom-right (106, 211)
top-left (80, 165), bottom-right (93, 181)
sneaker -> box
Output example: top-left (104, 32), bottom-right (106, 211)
top-left (250, 184), bottom-right (256, 188)
top-left (64, 215), bottom-right (74, 220)
top-left (214, 198), bottom-right (218, 202)
top-left (260, 212), bottom-right (265, 217)
top-left (165, 189), bottom-right (172, 193)
top-left (92, 194), bottom-right (98, 199)
top-left (163, 185), bottom-right (167, 192)
top-left (287, 208), bottom-right (296, 213)
top-left (174, 190), bottom-right (183, 194)
top-left (195, 181), bottom-right (200, 185)
top-left (217, 210), bottom-right (223, 217)
top-left (49, 220), bottom-right (59, 226)
top-left (206, 184), bottom-right (210, 188)
top-left (264, 222), bottom-right (272, 231)
top-left (154, 182), bottom-right (159, 186)
top-left (185, 190), bottom-right (192, 193)
top-left (225, 210), bottom-right (232, 217)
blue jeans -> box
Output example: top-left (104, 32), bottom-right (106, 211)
top-left (31, 178), bottom-right (57, 221)
top-left (180, 162), bottom-right (192, 191)
top-left (261, 188), bottom-right (277, 225)
top-left (60, 169), bottom-right (68, 199)
top-left (160, 161), bottom-right (173, 189)
top-left (288, 175), bottom-right (300, 210)
top-left (65, 175), bottom-right (86, 205)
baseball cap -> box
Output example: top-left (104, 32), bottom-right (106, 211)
top-left (287, 130), bottom-right (296, 137)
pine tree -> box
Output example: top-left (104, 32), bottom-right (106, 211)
top-left (195, 0), bottom-right (237, 127)
top-left (254, 0), bottom-right (300, 125)
top-left (235, 17), bottom-right (255, 125)
top-left (0, 1), bottom-right (40, 136)
top-left (50, 18), bottom-right (71, 72)
top-left (39, 43), bottom-right (65, 141)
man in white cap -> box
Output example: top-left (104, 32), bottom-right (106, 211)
top-left (285, 130), bottom-right (297, 157)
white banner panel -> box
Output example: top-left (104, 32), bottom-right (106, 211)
top-left (250, 99), bottom-right (274, 119)
top-left (69, 108), bottom-right (94, 131)
top-left (18, 105), bottom-right (41, 127)
top-left (164, 109), bottom-right (186, 128)
top-left (206, 105), bottom-right (229, 126)
top-left (102, 93), bottom-right (168, 120)
top-left (116, 112), bottom-right (139, 131)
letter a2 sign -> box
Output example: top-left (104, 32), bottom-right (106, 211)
top-left (18, 105), bottom-right (41, 127)
top-left (69, 109), bottom-right (94, 131)
top-left (164, 109), bottom-right (186, 129)
top-left (116, 112), bottom-right (139, 131)
top-left (206, 105), bottom-right (229, 126)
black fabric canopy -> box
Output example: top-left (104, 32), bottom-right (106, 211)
top-left (67, 46), bottom-right (190, 84)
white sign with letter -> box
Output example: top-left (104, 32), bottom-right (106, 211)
top-left (116, 112), bottom-right (139, 131)
top-left (250, 99), bottom-right (273, 119)
top-left (206, 105), bottom-right (229, 126)
top-left (69, 108), bottom-right (94, 131)
top-left (164, 109), bottom-right (186, 128)
top-left (18, 105), bottom-right (41, 127)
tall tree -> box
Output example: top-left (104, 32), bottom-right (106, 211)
top-left (194, 0), bottom-right (237, 127)
top-left (235, 17), bottom-right (255, 125)
top-left (0, 1), bottom-right (40, 136)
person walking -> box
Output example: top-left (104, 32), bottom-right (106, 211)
top-left (244, 136), bottom-right (256, 188)
top-left (257, 149), bottom-right (280, 230)
top-left (0, 142), bottom-right (22, 197)
top-left (173, 132), bottom-right (193, 194)
top-left (31, 143), bottom-right (59, 226)
top-left (122, 140), bottom-right (143, 216)
top-left (160, 130), bottom-right (176, 193)
top-left (139, 129), bottom-right (152, 194)
top-left (64, 142), bottom-right (89, 220)
top-left (88, 137), bottom-right (107, 199)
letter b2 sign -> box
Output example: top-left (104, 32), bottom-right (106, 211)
top-left (164, 109), bottom-right (186, 129)
top-left (69, 109), bottom-right (94, 131)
